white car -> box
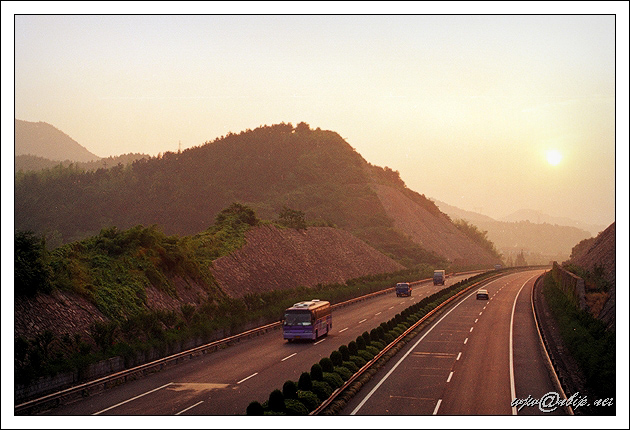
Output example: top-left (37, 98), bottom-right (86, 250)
top-left (476, 289), bottom-right (489, 300)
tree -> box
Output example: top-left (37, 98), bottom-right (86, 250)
top-left (15, 230), bottom-right (51, 297)
top-left (277, 206), bottom-right (307, 230)
top-left (215, 203), bottom-right (259, 227)
top-left (514, 250), bottom-right (527, 266)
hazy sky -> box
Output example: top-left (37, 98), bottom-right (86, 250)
top-left (5, 5), bottom-right (628, 228)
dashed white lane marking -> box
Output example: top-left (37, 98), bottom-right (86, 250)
top-left (93, 382), bottom-right (174, 415)
top-left (314, 338), bottom-right (327, 345)
top-left (475, 319), bottom-right (478, 323)
top-left (174, 401), bottom-right (203, 415)
top-left (281, 353), bottom-right (297, 361)
top-left (237, 373), bottom-right (258, 384)
top-left (464, 338), bottom-right (468, 344)
top-left (339, 327), bottom-right (349, 333)
top-left (388, 306), bottom-right (395, 310)
top-left (359, 319), bottom-right (367, 324)
top-left (470, 327), bottom-right (474, 333)
top-left (375, 312), bottom-right (382, 316)
top-left (456, 352), bottom-right (462, 361)
top-left (447, 371), bottom-right (453, 383)
top-left (433, 399), bottom-right (442, 415)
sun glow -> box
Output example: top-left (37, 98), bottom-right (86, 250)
top-left (546, 149), bottom-right (563, 166)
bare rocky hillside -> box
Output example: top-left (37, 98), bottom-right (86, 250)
top-left (211, 225), bottom-right (405, 297)
top-left (372, 184), bottom-right (500, 267)
top-left (569, 222), bottom-right (616, 330)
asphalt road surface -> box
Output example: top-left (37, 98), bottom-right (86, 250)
top-left (40, 272), bottom-right (480, 416)
top-left (341, 269), bottom-right (565, 416)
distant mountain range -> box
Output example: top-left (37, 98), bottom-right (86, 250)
top-left (433, 199), bottom-right (597, 264)
top-left (15, 119), bottom-right (101, 163)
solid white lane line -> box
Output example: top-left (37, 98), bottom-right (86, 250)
top-left (433, 399), bottom-right (442, 415)
top-left (92, 382), bottom-right (173, 415)
top-left (509, 273), bottom-right (539, 415)
top-left (339, 327), bottom-right (349, 333)
top-left (281, 353), bottom-right (297, 361)
top-left (174, 401), bottom-right (203, 415)
top-left (237, 373), bottom-right (258, 384)
top-left (447, 372), bottom-right (453, 383)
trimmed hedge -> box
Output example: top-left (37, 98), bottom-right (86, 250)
top-left (342, 360), bottom-right (359, 373)
top-left (334, 365), bottom-right (353, 381)
top-left (349, 355), bottom-right (367, 367)
top-left (312, 380), bottom-right (333, 400)
top-left (297, 389), bottom-right (321, 411)
top-left (285, 398), bottom-right (308, 415)
top-left (323, 371), bottom-right (344, 389)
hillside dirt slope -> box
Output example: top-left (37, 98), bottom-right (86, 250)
top-left (569, 222), bottom-right (615, 330)
top-left (210, 225), bottom-right (405, 298)
top-left (372, 184), bottom-right (500, 267)
top-left (15, 225), bottom-right (404, 339)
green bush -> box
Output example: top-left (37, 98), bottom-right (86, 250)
top-left (334, 365), bottom-right (353, 381)
top-left (362, 331), bottom-right (371, 346)
top-left (338, 345), bottom-right (350, 362)
top-left (348, 341), bottom-right (358, 356)
top-left (323, 371), bottom-right (344, 389)
top-left (246, 401), bottom-right (264, 415)
top-left (376, 326), bottom-right (385, 341)
top-left (285, 398), bottom-right (309, 415)
top-left (311, 380), bottom-right (333, 401)
top-left (310, 363), bottom-right (323, 381)
top-left (358, 349), bottom-right (374, 362)
top-left (366, 345), bottom-right (380, 356)
top-left (283, 380), bottom-right (298, 399)
top-left (356, 336), bottom-right (366, 350)
top-left (383, 332), bottom-right (395, 344)
top-left (342, 360), bottom-right (359, 373)
top-left (297, 390), bottom-right (321, 411)
top-left (268, 389), bottom-right (285, 413)
top-left (330, 350), bottom-right (343, 366)
top-left (349, 355), bottom-right (366, 368)
top-left (298, 372), bottom-right (312, 391)
top-left (319, 357), bottom-right (334, 373)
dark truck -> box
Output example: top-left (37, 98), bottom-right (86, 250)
top-left (433, 270), bottom-right (446, 285)
top-left (395, 282), bottom-right (412, 297)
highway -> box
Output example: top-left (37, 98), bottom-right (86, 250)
top-left (341, 269), bottom-right (565, 415)
top-left (40, 272), bottom-right (480, 416)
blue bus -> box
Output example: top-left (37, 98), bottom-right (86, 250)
top-left (283, 299), bottom-right (332, 342)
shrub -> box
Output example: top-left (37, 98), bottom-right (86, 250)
top-left (366, 345), bottom-right (380, 356)
top-left (358, 349), bottom-right (374, 362)
top-left (297, 390), bottom-right (321, 411)
top-left (362, 331), bottom-right (371, 346)
top-left (311, 380), bottom-right (333, 401)
top-left (330, 350), bottom-right (343, 367)
top-left (338, 345), bottom-right (350, 362)
top-left (348, 341), bottom-right (358, 356)
top-left (356, 336), bottom-right (366, 350)
top-left (376, 326), bottom-right (385, 341)
top-left (310, 363), bottom-right (323, 381)
top-left (323, 371), bottom-right (344, 389)
top-left (298, 372), bottom-right (312, 391)
top-left (283, 380), bottom-right (298, 399)
top-left (285, 398), bottom-right (308, 415)
top-left (320, 357), bottom-right (334, 373)
top-left (246, 401), bottom-right (264, 415)
top-left (383, 332), bottom-right (395, 344)
top-left (350, 355), bottom-right (367, 368)
top-left (370, 341), bottom-right (385, 351)
top-left (268, 389), bottom-right (285, 413)
top-left (342, 360), bottom-right (359, 373)
top-left (334, 365), bottom-right (353, 381)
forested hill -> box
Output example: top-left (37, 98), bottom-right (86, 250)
top-left (15, 122), bottom-right (500, 268)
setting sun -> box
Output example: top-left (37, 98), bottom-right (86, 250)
top-left (546, 149), bottom-right (563, 166)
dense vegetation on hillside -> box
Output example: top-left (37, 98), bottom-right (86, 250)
top-left (15, 122), bottom-right (443, 267)
top-left (14, 202), bottom-right (435, 388)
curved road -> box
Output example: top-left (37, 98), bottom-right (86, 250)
top-left (342, 269), bottom-right (565, 415)
top-left (40, 272), bottom-right (479, 416)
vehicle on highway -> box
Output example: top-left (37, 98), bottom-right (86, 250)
top-left (476, 289), bottom-right (489, 300)
top-left (395, 282), bottom-right (412, 297)
top-left (433, 269), bottom-right (446, 285)
top-left (283, 299), bottom-right (332, 342)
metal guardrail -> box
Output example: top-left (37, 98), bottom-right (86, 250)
top-left (14, 270), bottom-right (484, 415)
top-left (311, 273), bottom-right (502, 415)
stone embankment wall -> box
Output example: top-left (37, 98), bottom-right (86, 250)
top-left (551, 261), bottom-right (586, 311)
